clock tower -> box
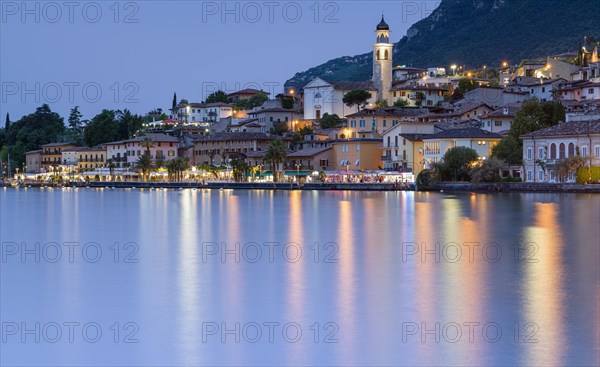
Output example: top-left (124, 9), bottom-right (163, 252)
top-left (373, 16), bottom-right (393, 104)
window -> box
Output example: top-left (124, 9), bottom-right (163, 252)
top-left (538, 171), bottom-right (544, 181)
top-left (168, 150), bottom-right (175, 157)
top-left (495, 121), bottom-right (502, 127)
top-left (359, 120), bottom-right (365, 128)
top-left (595, 145), bottom-right (600, 158)
top-left (527, 171), bottom-right (532, 181)
top-left (559, 143), bottom-right (566, 159)
top-left (387, 136), bottom-right (390, 147)
top-left (403, 138), bottom-right (406, 146)
top-left (568, 142), bottom-right (575, 157)
top-left (356, 145), bottom-right (360, 152)
top-left (383, 119), bottom-right (387, 127)
top-left (582, 146), bottom-right (588, 157)
top-left (394, 136), bottom-right (398, 147)
top-left (538, 147), bottom-right (544, 159)
top-left (393, 120), bottom-right (398, 126)
top-left (526, 147), bottom-right (533, 160)
top-left (589, 88), bottom-right (594, 94)
top-left (550, 143), bottom-right (556, 159)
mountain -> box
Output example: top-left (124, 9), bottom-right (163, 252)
top-left (284, 0), bottom-right (600, 90)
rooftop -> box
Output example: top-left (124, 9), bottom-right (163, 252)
top-left (194, 132), bottom-right (278, 142)
top-left (521, 121), bottom-right (600, 138)
top-left (287, 147), bottom-right (331, 157)
top-left (423, 127), bottom-right (503, 140)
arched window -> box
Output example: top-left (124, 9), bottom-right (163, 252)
top-left (568, 142), bottom-right (575, 157)
top-left (559, 143), bottom-right (566, 159)
top-left (384, 50), bottom-right (389, 60)
top-left (376, 50), bottom-right (380, 60)
top-left (550, 143), bottom-right (556, 159)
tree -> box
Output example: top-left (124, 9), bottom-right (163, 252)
top-left (230, 157), bottom-right (249, 182)
top-left (342, 90), bottom-right (371, 112)
top-left (68, 106), bottom-right (83, 131)
top-left (415, 91), bottom-right (426, 106)
top-left (205, 90), bottom-right (229, 103)
top-left (270, 122), bottom-right (290, 136)
top-left (5, 113), bottom-right (9, 130)
top-left (172, 92), bottom-right (177, 111)
top-left (555, 156), bottom-right (585, 182)
top-left (208, 150), bottom-right (216, 166)
top-left (84, 110), bottom-right (120, 147)
top-left (319, 113), bottom-right (342, 129)
top-left (375, 99), bottom-right (388, 107)
top-left (509, 98), bottom-right (564, 139)
top-left (442, 146), bottom-right (479, 181)
top-left (470, 157), bottom-right (505, 183)
top-left (247, 94), bottom-right (268, 109)
top-left (135, 154), bottom-right (154, 182)
top-left (264, 140), bottom-right (287, 182)
top-left (140, 136), bottom-right (155, 157)
top-left (394, 99), bottom-right (408, 107)
top-left (452, 78), bottom-right (478, 100)
top-left (491, 135), bottom-right (522, 165)
top-left (3, 104), bottom-right (65, 166)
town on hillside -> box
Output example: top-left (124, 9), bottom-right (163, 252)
top-left (2, 17), bottom-right (600, 187)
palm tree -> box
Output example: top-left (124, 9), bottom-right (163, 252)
top-left (265, 140), bottom-right (287, 182)
top-left (106, 159), bottom-right (116, 180)
top-left (135, 154), bottom-right (154, 182)
top-left (208, 150), bottom-right (216, 166)
top-left (140, 136), bottom-right (155, 158)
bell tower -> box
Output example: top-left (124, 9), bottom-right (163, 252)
top-left (373, 15), bottom-right (393, 104)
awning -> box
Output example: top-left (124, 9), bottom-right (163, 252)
top-left (284, 171), bottom-right (312, 176)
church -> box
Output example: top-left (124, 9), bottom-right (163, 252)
top-left (303, 16), bottom-right (395, 120)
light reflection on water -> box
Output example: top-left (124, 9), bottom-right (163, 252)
top-left (0, 188), bottom-right (598, 366)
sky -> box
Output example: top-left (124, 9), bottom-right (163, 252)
top-left (0, 0), bottom-right (441, 122)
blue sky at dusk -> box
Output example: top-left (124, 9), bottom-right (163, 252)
top-left (0, 1), bottom-right (440, 121)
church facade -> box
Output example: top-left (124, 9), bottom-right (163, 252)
top-left (303, 16), bottom-right (395, 120)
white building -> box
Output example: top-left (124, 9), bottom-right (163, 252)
top-left (171, 102), bottom-right (234, 125)
top-left (302, 78), bottom-right (377, 120)
top-left (423, 127), bottom-right (503, 168)
top-left (521, 121), bottom-right (600, 183)
top-left (105, 140), bottom-right (129, 168)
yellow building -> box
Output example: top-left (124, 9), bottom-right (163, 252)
top-left (77, 146), bottom-right (106, 172)
top-left (345, 107), bottom-right (429, 137)
top-left (331, 138), bottom-right (384, 171)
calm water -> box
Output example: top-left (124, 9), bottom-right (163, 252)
top-left (1, 188), bottom-right (599, 366)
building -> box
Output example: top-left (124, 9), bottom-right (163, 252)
top-left (171, 102), bottom-right (234, 125)
top-left (41, 142), bottom-right (76, 171)
top-left (286, 147), bottom-right (333, 172)
top-left (381, 120), bottom-right (437, 174)
top-left (126, 133), bottom-right (180, 166)
top-left (346, 107), bottom-right (429, 137)
top-left (392, 66), bottom-right (427, 83)
top-left (331, 138), bottom-right (384, 171)
top-left (373, 16), bottom-right (393, 103)
top-left (422, 128), bottom-right (503, 168)
top-left (302, 78), bottom-right (377, 120)
top-left (247, 107), bottom-right (304, 132)
top-left (390, 85), bottom-right (448, 107)
top-left (25, 150), bottom-right (43, 173)
top-left (77, 146), bottom-right (106, 172)
top-left (520, 120), bottom-right (600, 183)
top-left (193, 132), bottom-right (279, 166)
top-left (557, 81), bottom-right (600, 101)
top-left (480, 105), bottom-right (521, 134)
top-left (459, 87), bottom-right (528, 107)
top-left (508, 78), bottom-right (565, 102)
top-left (227, 89), bottom-right (269, 102)
top-left (105, 140), bottom-right (129, 168)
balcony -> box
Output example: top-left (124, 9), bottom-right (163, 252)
top-left (381, 155), bottom-right (392, 161)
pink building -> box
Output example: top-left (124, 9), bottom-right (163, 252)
top-left (125, 133), bottom-right (180, 166)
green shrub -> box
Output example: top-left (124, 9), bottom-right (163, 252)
top-left (576, 166), bottom-right (600, 184)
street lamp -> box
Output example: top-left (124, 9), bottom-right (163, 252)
top-left (451, 64), bottom-right (457, 76)
top-left (295, 163), bottom-right (301, 183)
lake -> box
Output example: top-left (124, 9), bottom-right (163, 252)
top-left (1, 188), bottom-right (599, 366)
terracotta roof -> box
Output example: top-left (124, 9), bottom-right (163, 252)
top-left (347, 107), bottom-right (429, 118)
top-left (128, 133), bottom-right (179, 143)
top-left (42, 142), bottom-right (75, 147)
top-left (521, 121), bottom-right (600, 138)
top-left (249, 108), bottom-right (297, 114)
top-left (227, 89), bottom-right (269, 96)
top-left (399, 133), bottom-right (430, 141)
top-left (423, 127), bottom-right (503, 140)
top-left (194, 132), bottom-right (278, 142)
top-left (287, 147), bottom-right (331, 157)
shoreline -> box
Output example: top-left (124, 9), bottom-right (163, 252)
top-left (3, 181), bottom-right (600, 193)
